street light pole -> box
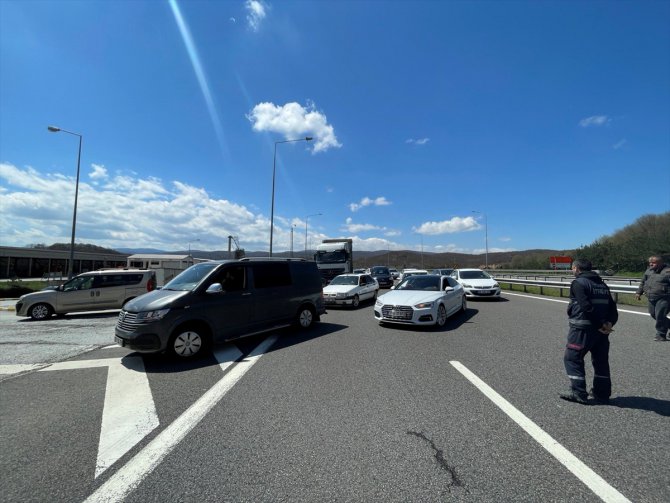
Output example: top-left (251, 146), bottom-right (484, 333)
top-left (472, 210), bottom-right (488, 269)
top-left (270, 136), bottom-right (313, 256)
top-left (305, 212), bottom-right (322, 257)
top-left (48, 126), bottom-right (82, 279)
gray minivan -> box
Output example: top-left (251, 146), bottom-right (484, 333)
top-left (114, 258), bottom-right (326, 358)
top-left (16, 269), bottom-right (156, 320)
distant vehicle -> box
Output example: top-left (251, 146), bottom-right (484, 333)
top-left (352, 268), bottom-right (367, 274)
top-left (398, 268), bottom-right (428, 282)
top-left (451, 268), bottom-right (501, 300)
top-left (431, 268), bottom-right (454, 276)
top-left (389, 268), bottom-right (400, 280)
top-left (115, 258), bottom-right (325, 358)
top-left (16, 269), bottom-right (157, 320)
top-left (374, 274), bottom-right (466, 327)
top-left (315, 238), bottom-right (353, 284)
top-left (367, 265), bottom-right (394, 288)
top-left (323, 273), bottom-right (379, 308)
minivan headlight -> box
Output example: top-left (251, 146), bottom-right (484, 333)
top-left (137, 308), bottom-right (170, 321)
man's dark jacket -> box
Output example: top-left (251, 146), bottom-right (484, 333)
top-left (636, 264), bottom-right (670, 300)
top-left (568, 271), bottom-right (618, 329)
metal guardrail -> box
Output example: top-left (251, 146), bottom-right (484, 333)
top-left (493, 270), bottom-right (641, 286)
top-left (493, 276), bottom-right (638, 303)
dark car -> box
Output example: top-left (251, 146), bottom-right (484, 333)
top-left (367, 265), bottom-right (394, 288)
top-left (114, 258), bottom-right (325, 358)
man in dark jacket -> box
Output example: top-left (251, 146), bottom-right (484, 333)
top-left (561, 259), bottom-right (618, 405)
top-left (635, 255), bottom-right (670, 341)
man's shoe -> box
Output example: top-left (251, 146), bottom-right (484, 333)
top-left (589, 389), bottom-right (610, 405)
top-left (559, 392), bottom-right (589, 405)
top-left (654, 335), bottom-right (667, 341)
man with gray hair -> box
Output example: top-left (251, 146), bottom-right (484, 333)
top-left (635, 255), bottom-right (670, 341)
top-left (561, 258), bottom-right (618, 405)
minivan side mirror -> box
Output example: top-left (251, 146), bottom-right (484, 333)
top-left (206, 283), bottom-right (223, 294)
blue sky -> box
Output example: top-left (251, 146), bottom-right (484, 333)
top-left (1, 0), bottom-right (669, 255)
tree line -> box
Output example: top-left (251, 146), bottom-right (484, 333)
top-left (505, 212), bottom-right (669, 273)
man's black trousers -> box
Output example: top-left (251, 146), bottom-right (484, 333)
top-left (564, 326), bottom-right (611, 399)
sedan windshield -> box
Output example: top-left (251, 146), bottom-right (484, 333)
top-left (163, 263), bottom-right (219, 291)
top-left (396, 276), bottom-right (441, 291)
top-left (459, 270), bottom-right (491, 280)
top-left (329, 275), bottom-right (358, 286)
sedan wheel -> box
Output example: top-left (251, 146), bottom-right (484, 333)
top-left (351, 294), bottom-right (360, 308)
top-left (29, 303), bottom-right (53, 320)
top-left (460, 296), bottom-right (467, 312)
top-left (170, 329), bottom-right (203, 358)
top-left (435, 304), bottom-right (447, 327)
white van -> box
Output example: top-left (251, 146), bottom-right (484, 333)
top-left (15, 269), bottom-right (157, 320)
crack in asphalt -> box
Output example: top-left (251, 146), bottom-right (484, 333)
top-left (407, 430), bottom-right (468, 493)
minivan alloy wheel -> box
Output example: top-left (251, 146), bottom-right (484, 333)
top-left (30, 303), bottom-right (53, 320)
top-left (297, 307), bottom-right (314, 328)
top-left (171, 330), bottom-right (203, 357)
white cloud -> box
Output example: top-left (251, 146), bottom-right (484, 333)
top-left (247, 101), bottom-right (341, 153)
top-left (342, 217), bottom-right (382, 233)
top-left (0, 162), bottom-right (290, 252)
top-left (613, 139), bottom-right (627, 150)
top-left (579, 115), bottom-right (610, 127)
top-left (349, 196), bottom-right (391, 212)
top-left (89, 164), bottom-right (108, 180)
top-left (245, 0), bottom-right (267, 31)
top-left (498, 236), bottom-right (511, 242)
top-left (413, 216), bottom-right (479, 235)
top-left (406, 137), bottom-right (430, 145)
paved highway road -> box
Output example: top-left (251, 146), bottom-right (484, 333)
top-left (1, 292), bottom-right (668, 502)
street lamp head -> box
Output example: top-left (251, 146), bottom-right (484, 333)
top-left (48, 126), bottom-right (61, 132)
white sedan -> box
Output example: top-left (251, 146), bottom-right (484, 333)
top-left (451, 268), bottom-right (501, 299)
top-left (374, 274), bottom-right (466, 327)
top-left (323, 273), bottom-right (379, 308)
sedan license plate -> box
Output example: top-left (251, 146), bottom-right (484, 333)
top-left (475, 290), bottom-right (489, 294)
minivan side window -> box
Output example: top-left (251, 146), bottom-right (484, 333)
top-left (252, 263), bottom-right (291, 289)
top-left (96, 274), bottom-right (144, 288)
top-left (214, 266), bottom-right (246, 292)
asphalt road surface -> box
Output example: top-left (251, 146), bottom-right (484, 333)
top-left (1, 292), bottom-right (668, 502)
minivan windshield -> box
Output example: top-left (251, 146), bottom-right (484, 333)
top-left (163, 263), bottom-right (219, 291)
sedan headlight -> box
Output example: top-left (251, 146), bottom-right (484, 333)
top-left (462, 283), bottom-right (473, 288)
top-left (375, 299), bottom-right (383, 307)
top-left (414, 302), bottom-right (433, 309)
top-left (136, 308), bottom-right (170, 321)
top-left (493, 282), bottom-right (500, 288)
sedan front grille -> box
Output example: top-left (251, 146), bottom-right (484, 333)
top-left (381, 305), bottom-right (413, 320)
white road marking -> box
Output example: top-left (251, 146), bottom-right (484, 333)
top-left (39, 357), bottom-right (159, 478)
top-left (0, 363), bottom-right (49, 374)
top-left (84, 335), bottom-right (277, 503)
top-left (504, 292), bottom-right (651, 316)
top-left (450, 361), bottom-right (631, 503)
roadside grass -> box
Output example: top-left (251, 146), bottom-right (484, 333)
top-left (498, 282), bottom-right (646, 308)
top-left (0, 280), bottom-right (51, 299)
